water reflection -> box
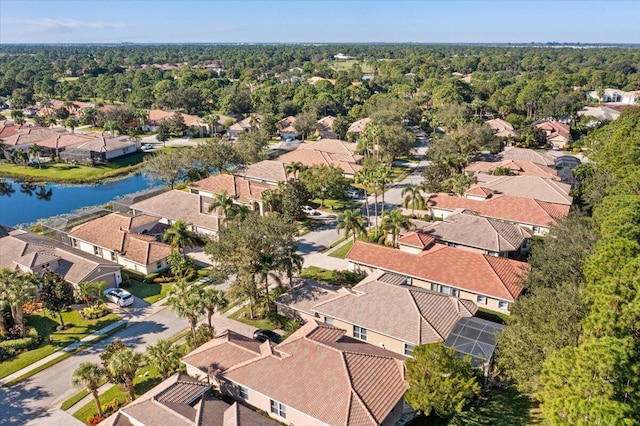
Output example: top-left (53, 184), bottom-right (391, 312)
top-left (0, 180), bottom-right (16, 196)
top-left (1, 182), bottom-right (54, 201)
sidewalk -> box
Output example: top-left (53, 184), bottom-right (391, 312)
top-left (0, 320), bottom-right (126, 387)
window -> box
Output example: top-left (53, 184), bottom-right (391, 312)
top-left (324, 317), bottom-right (334, 326)
top-left (405, 276), bottom-right (412, 286)
top-left (110, 251), bottom-right (117, 261)
top-left (270, 400), bottom-right (286, 418)
top-left (71, 238), bottom-right (78, 248)
top-left (440, 285), bottom-right (452, 295)
top-left (476, 295), bottom-right (487, 304)
top-left (354, 326), bottom-right (367, 341)
top-left (239, 386), bottom-right (248, 400)
top-left (430, 283), bottom-right (438, 292)
top-left (532, 226), bottom-right (541, 234)
top-left (404, 343), bottom-right (415, 357)
top-left (94, 246), bottom-right (102, 256)
top-left (499, 301), bottom-right (510, 310)
top-left (452, 288), bottom-right (460, 297)
top-left (156, 261), bottom-right (162, 270)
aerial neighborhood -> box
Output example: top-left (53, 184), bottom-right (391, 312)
top-left (1, 27), bottom-right (640, 426)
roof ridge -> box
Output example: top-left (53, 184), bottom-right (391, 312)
top-left (340, 352), bottom-right (378, 425)
top-left (408, 290), bottom-right (446, 342)
top-left (482, 255), bottom-right (521, 300)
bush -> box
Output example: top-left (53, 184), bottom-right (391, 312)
top-left (187, 324), bottom-right (214, 350)
top-left (144, 273), bottom-right (160, 283)
top-left (87, 415), bottom-right (105, 425)
top-left (80, 304), bottom-right (110, 320)
top-left (124, 269), bottom-right (146, 282)
top-left (102, 396), bottom-right (129, 416)
top-left (0, 328), bottom-right (40, 359)
top-left (152, 277), bottom-right (173, 283)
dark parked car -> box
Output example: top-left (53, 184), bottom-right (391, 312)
top-left (253, 329), bottom-right (281, 344)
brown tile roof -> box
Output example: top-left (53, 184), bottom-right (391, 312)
top-left (190, 174), bottom-right (274, 203)
top-left (471, 175), bottom-right (573, 205)
top-left (222, 321), bottom-right (407, 426)
top-left (278, 148), bottom-right (362, 175)
top-left (276, 115), bottom-right (297, 133)
top-left (129, 190), bottom-right (220, 233)
top-left (485, 118), bottom-right (517, 138)
top-left (414, 211), bottom-right (532, 253)
top-left (275, 279), bottom-right (351, 315)
top-left (427, 193), bottom-right (570, 227)
top-left (535, 121), bottom-right (571, 140)
top-left (347, 117), bottom-right (371, 134)
top-left (499, 147), bottom-right (555, 166)
top-left (397, 232), bottom-right (435, 249)
top-left (0, 229), bottom-right (121, 286)
top-left (0, 123), bottom-right (32, 139)
top-left (182, 330), bottom-right (263, 375)
top-left (233, 161), bottom-right (287, 185)
top-left (298, 138), bottom-right (358, 155)
top-left (284, 272), bottom-right (477, 346)
top-left (465, 186), bottom-right (494, 198)
top-left (147, 109), bottom-right (204, 128)
top-left (317, 115), bottom-right (336, 134)
top-left (465, 159), bottom-right (559, 180)
top-left (346, 241), bottom-right (528, 301)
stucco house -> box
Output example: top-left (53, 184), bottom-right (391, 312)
top-left (276, 271), bottom-right (477, 357)
top-left (465, 158), bottom-right (560, 180)
top-left (227, 114), bottom-right (263, 139)
top-left (346, 117), bottom-right (371, 141)
top-left (189, 174), bottom-right (275, 217)
top-left (345, 240), bottom-right (528, 314)
top-left (469, 175), bottom-right (573, 205)
top-left (143, 109), bottom-right (208, 136)
top-left (233, 160), bottom-right (287, 186)
top-left (277, 139), bottom-right (363, 178)
top-left (498, 146), bottom-right (556, 166)
top-left (317, 115), bottom-right (338, 139)
top-left (276, 115), bottom-right (298, 140)
top-left (535, 121), bottom-right (572, 149)
top-left (182, 321), bottom-right (409, 426)
top-left (67, 212), bottom-right (171, 275)
top-left (485, 118), bottom-right (518, 138)
top-left (0, 226), bottom-right (122, 288)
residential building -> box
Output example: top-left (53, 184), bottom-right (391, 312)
top-left (465, 158), bottom-right (560, 180)
top-left (316, 115), bottom-right (337, 139)
top-left (189, 174), bottom-right (275, 216)
top-left (469, 175), bottom-right (573, 205)
top-left (345, 240), bottom-right (528, 313)
top-left (577, 105), bottom-right (621, 122)
top-left (277, 139), bottom-right (363, 178)
top-left (276, 115), bottom-right (298, 140)
top-left (346, 117), bottom-right (371, 140)
top-left (102, 372), bottom-right (279, 426)
top-left (276, 271), bottom-right (477, 356)
top-left (129, 190), bottom-right (220, 236)
top-left (142, 109), bottom-right (208, 136)
top-left (588, 88), bottom-right (640, 105)
top-left (67, 212), bottom-right (171, 275)
top-left (485, 118), bottom-right (518, 138)
top-left (535, 121), bottom-right (572, 149)
top-left (227, 114), bottom-right (263, 139)
top-left (0, 227), bottom-right (122, 287)
top-left (410, 210), bottom-right (532, 258)
top-left (182, 321), bottom-right (409, 426)
top-left (233, 160), bottom-right (287, 186)
top-left (426, 192), bottom-right (570, 235)
top-left (59, 135), bottom-right (138, 164)
top-left (498, 147), bottom-right (555, 166)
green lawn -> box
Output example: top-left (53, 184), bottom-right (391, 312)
top-left (0, 309), bottom-right (119, 380)
top-left (73, 365), bottom-right (163, 422)
top-left (61, 377), bottom-right (109, 411)
top-left (0, 151), bottom-right (153, 183)
top-left (300, 266), bottom-right (335, 282)
top-left (328, 241), bottom-right (354, 259)
top-left (228, 306), bottom-right (277, 331)
top-left (127, 280), bottom-right (175, 304)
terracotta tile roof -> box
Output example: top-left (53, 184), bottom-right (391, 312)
top-left (298, 138), bottom-right (358, 155)
top-left (414, 211), bottom-right (532, 253)
top-left (222, 321), bottom-right (407, 426)
top-left (233, 160), bottom-right (287, 185)
top-left (284, 272), bottom-right (477, 346)
top-left (129, 190), bottom-right (220, 233)
top-left (146, 109), bottom-right (204, 128)
top-left (0, 229), bottom-right (121, 286)
top-left (276, 115), bottom-right (297, 133)
top-left (397, 232), bottom-right (435, 249)
top-left (471, 175), bottom-right (573, 205)
top-left (485, 118), bottom-right (517, 138)
top-left (182, 330), bottom-right (263, 375)
top-left (190, 174), bottom-right (274, 203)
top-left (465, 186), bottom-right (494, 198)
top-left (535, 121), bottom-right (571, 140)
top-left (278, 148), bottom-right (362, 175)
top-left (0, 123), bottom-right (32, 139)
top-left (317, 115), bottom-right (336, 134)
top-left (499, 147), bottom-right (555, 166)
top-left (346, 241), bottom-right (528, 301)
top-left (465, 159), bottom-right (559, 180)
top-left (427, 192), bottom-right (570, 227)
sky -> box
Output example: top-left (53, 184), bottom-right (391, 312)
top-left (0, 0), bottom-right (639, 44)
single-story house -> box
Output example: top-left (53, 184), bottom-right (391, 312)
top-left (276, 139), bottom-right (363, 178)
top-left (425, 192), bottom-right (570, 235)
top-left (102, 372), bottom-right (280, 426)
top-left (469, 175), bottom-right (573, 205)
top-left (577, 106), bottom-right (621, 122)
top-left (276, 115), bottom-right (298, 140)
top-left (129, 190), bottom-right (220, 236)
top-left (233, 160), bottom-right (287, 186)
top-left (143, 109), bottom-right (208, 136)
top-left (498, 147), bottom-right (555, 166)
top-left (182, 321), bottom-right (409, 426)
top-left (485, 118), bottom-right (518, 138)
top-left (67, 212), bottom-right (171, 275)
top-left (59, 135), bottom-right (138, 164)
top-left (410, 210), bottom-right (532, 258)
top-left (345, 240), bottom-right (528, 313)
top-left (590, 88), bottom-right (640, 105)
top-left (535, 121), bottom-right (572, 149)
top-left (465, 158), bottom-right (560, 180)
top-left (317, 115), bottom-right (338, 139)
top-left (0, 227), bottom-right (123, 288)
top-left (227, 114), bottom-right (263, 139)
top-left (189, 174), bottom-right (275, 216)
top-left (346, 117), bottom-right (371, 140)
top-left (276, 271), bottom-right (477, 357)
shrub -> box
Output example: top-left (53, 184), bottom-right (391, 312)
top-left (187, 324), bottom-right (214, 350)
top-left (80, 304), bottom-right (109, 320)
top-left (144, 273), bottom-right (160, 283)
top-left (87, 415), bottom-right (105, 425)
top-left (152, 277), bottom-right (173, 283)
top-left (124, 269), bottom-right (146, 282)
top-left (0, 328), bottom-right (40, 356)
top-left (22, 301), bottom-right (44, 315)
top-left (102, 396), bottom-right (128, 416)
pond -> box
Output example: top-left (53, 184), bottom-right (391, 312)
top-left (0, 173), bottom-right (160, 227)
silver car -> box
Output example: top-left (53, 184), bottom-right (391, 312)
top-left (103, 288), bottom-right (134, 307)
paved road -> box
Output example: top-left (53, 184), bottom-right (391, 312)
top-left (1, 305), bottom-right (186, 426)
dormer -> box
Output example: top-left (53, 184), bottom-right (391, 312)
top-left (464, 186), bottom-right (494, 201)
top-left (398, 231), bottom-right (436, 254)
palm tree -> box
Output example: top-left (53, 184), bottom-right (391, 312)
top-left (402, 184), bottom-right (425, 215)
top-left (445, 173), bottom-right (477, 197)
top-left (13, 147), bottom-right (29, 168)
top-left (107, 348), bottom-right (142, 401)
top-left (201, 287), bottom-right (228, 328)
top-left (285, 161), bottom-right (305, 180)
top-left (72, 362), bottom-right (105, 418)
top-left (134, 109), bottom-right (148, 130)
top-left (46, 116), bottom-right (58, 128)
top-left (29, 144), bottom-right (43, 168)
top-left (277, 244), bottom-right (303, 287)
top-left (355, 167), bottom-right (375, 230)
top-left (65, 117), bottom-right (79, 134)
top-left (226, 204), bottom-right (251, 225)
top-left (104, 120), bottom-right (118, 137)
top-left (202, 114), bottom-right (220, 135)
top-left (207, 190), bottom-right (234, 217)
top-left (337, 208), bottom-right (366, 243)
top-left (162, 221), bottom-right (204, 253)
top-left (375, 163), bottom-right (393, 217)
top-left (0, 269), bottom-right (38, 337)
top-left (381, 210), bottom-right (412, 246)
top-left (145, 339), bottom-right (182, 380)
top-left (166, 281), bottom-right (206, 339)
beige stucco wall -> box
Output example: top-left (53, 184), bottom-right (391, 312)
top-left (325, 316), bottom-right (411, 356)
